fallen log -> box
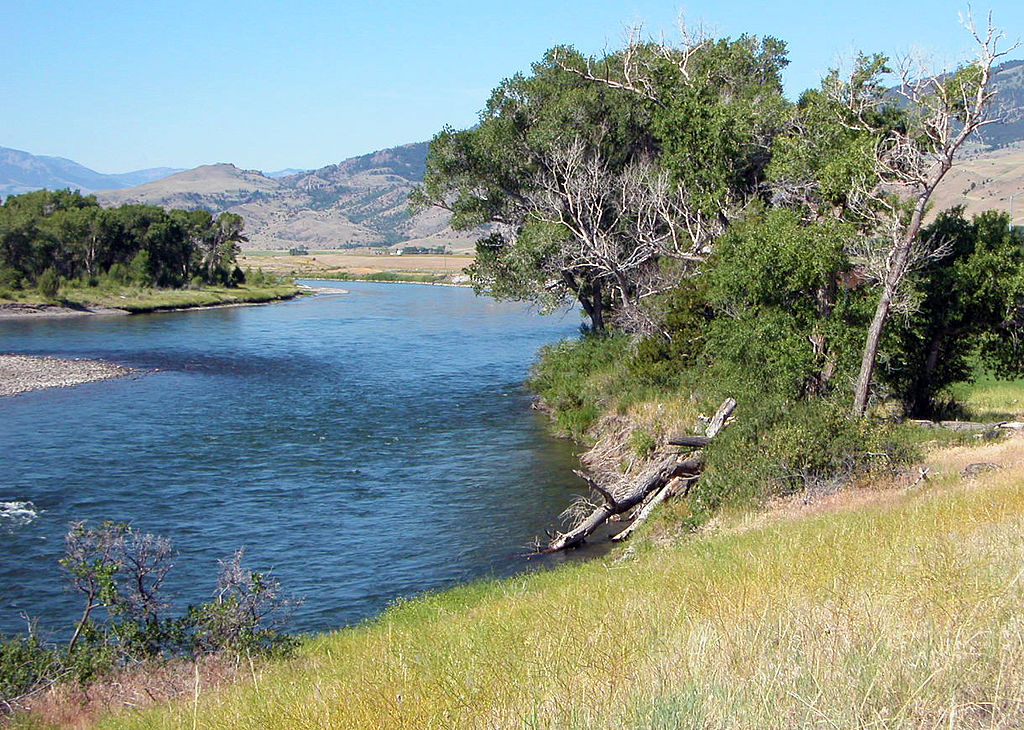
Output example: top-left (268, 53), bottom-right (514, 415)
top-left (544, 398), bottom-right (735, 552)
top-left (610, 475), bottom-right (697, 542)
top-left (666, 434), bottom-right (711, 448)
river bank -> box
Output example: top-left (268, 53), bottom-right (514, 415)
top-left (0, 354), bottom-right (136, 397)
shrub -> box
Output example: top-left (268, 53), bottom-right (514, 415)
top-left (689, 399), bottom-right (917, 525)
top-left (0, 521), bottom-right (301, 711)
top-left (529, 335), bottom-right (630, 437)
top-left (106, 263), bottom-right (129, 285)
top-left (0, 264), bottom-right (23, 291)
top-left (0, 632), bottom-right (62, 709)
top-left (36, 268), bottom-right (60, 300)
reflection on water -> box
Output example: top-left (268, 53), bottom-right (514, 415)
top-left (0, 282), bottom-right (588, 635)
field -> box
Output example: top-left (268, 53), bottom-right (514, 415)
top-left (240, 250), bottom-right (475, 283)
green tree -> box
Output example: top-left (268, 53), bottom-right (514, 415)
top-left (883, 209), bottom-right (1024, 415)
top-left (414, 34), bottom-right (789, 334)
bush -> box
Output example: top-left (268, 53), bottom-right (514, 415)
top-left (36, 268), bottom-right (60, 300)
top-left (689, 400), bottom-right (917, 525)
top-left (0, 633), bottom-right (62, 708)
top-left (0, 264), bottom-right (22, 291)
top-left (529, 335), bottom-right (630, 437)
top-left (0, 522), bottom-right (301, 712)
top-left (106, 263), bottom-right (129, 285)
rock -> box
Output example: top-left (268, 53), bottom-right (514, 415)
top-left (999, 421), bottom-right (1024, 431)
top-left (961, 462), bottom-right (1000, 479)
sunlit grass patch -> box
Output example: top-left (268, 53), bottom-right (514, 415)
top-left (951, 374), bottom-right (1024, 422)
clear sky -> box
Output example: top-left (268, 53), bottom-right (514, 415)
top-left (2, 0), bottom-right (1021, 174)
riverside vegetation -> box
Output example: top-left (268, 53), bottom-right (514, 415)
top-left (6, 17), bottom-right (1024, 729)
top-left (0, 189), bottom-right (297, 313)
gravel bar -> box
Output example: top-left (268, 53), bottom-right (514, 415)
top-left (0, 354), bottom-right (136, 397)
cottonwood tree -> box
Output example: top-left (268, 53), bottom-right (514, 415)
top-left (413, 33), bottom-right (789, 333)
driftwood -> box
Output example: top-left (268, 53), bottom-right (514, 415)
top-left (666, 434), bottom-right (711, 447)
top-left (545, 398), bottom-right (736, 552)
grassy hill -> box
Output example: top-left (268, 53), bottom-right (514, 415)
top-left (932, 143), bottom-right (1024, 226)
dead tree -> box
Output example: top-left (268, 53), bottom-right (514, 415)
top-left (848, 13), bottom-right (1016, 415)
top-left (545, 398), bottom-right (735, 552)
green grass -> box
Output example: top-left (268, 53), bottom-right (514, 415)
top-left (79, 442), bottom-right (1024, 730)
top-left (307, 271), bottom-right (450, 284)
top-left (950, 373), bottom-right (1024, 422)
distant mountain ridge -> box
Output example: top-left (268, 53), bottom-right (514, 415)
top-left (981, 59), bottom-right (1024, 148)
top-left (96, 142), bottom-right (479, 251)
top-left (0, 146), bottom-right (182, 197)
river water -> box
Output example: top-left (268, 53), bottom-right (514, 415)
top-left (0, 282), bottom-right (586, 637)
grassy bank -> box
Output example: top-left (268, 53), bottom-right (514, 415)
top-left (63, 434), bottom-right (1024, 729)
top-left (307, 271), bottom-right (452, 285)
top-left (0, 282), bottom-right (301, 314)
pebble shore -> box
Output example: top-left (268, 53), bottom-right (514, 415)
top-left (0, 354), bottom-right (136, 397)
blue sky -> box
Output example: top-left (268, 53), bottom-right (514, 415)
top-left (2, 0), bottom-right (1021, 173)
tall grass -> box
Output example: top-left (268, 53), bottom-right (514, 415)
top-left (85, 440), bottom-right (1024, 730)
top-left (950, 374), bottom-right (1024, 422)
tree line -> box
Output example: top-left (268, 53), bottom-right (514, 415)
top-left (414, 18), bottom-right (1024, 418)
top-left (0, 189), bottom-right (248, 294)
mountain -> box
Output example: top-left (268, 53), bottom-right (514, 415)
top-left (96, 142), bottom-right (480, 251)
top-left (980, 59), bottom-right (1024, 149)
top-left (0, 146), bottom-right (182, 197)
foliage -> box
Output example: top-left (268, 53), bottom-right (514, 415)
top-left (188, 550), bottom-right (298, 658)
top-left (528, 335), bottom-right (632, 437)
top-left (0, 189), bottom-right (247, 295)
top-left (704, 208), bottom-right (869, 400)
top-left (415, 36), bottom-right (791, 332)
top-left (0, 632), bottom-right (62, 708)
top-left (693, 399), bottom-right (916, 522)
top-left (882, 209), bottom-right (1024, 415)
top-left (35, 267), bottom-right (59, 300)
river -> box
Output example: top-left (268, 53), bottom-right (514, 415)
top-left (0, 281), bottom-right (587, 636)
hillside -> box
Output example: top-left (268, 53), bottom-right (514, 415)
top-left (0, 146), bottom-right (181, 197)
top-left (981, 58), bottom-right (1024, 149)
top-left (96, 143), bottom-right (481, 252)
top-left (933, 142), bottom-right (1024, 225)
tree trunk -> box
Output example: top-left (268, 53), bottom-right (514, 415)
top-left (908, 333), bottom-right (946, 417)
top-left (852, 285), bottom-right (893, 416)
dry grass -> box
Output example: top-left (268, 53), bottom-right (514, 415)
top-left (239, 252), bottom-right (474, 278)
top-left (7, 656), bottom-right (243, 730)
top-left (71, 433), bottom-right (1024, 730)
